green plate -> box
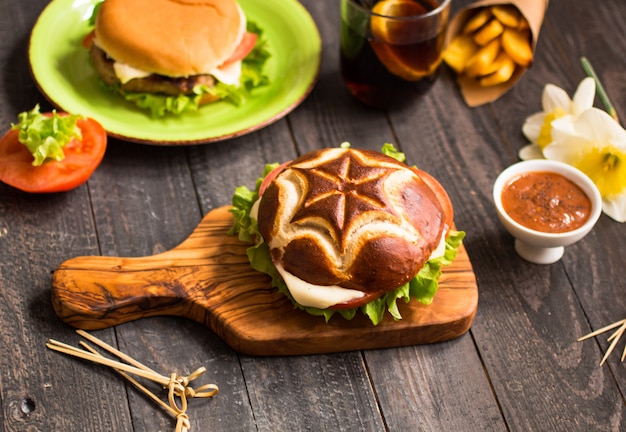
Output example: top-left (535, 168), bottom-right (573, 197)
top-left (29, 0), bottom-right (321, 145)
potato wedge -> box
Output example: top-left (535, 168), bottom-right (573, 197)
top-left (501, 28), bottom-right (533, 67)
top-left (463, 8), bottom-right (492, 34)
top-left (473, 18), bottom-right (504, 46)
top-left (443, 34), bottom-right (479, 74)
top-left (490, 5), bottom-right (522, 28)
top-left (465, 38), bottom-right (501, 77)
top-left (479, 52), bottom-right (517, 86)
top-left (517, 17), bottom-right (530, 31)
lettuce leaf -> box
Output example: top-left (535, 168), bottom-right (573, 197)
top-left (228, 145), bottom-right (465, 326)
top-left (11, 105), bottom-right (83, 166)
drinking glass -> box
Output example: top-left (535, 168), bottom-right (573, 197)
top-left (340, 0), bottom-right (451, 108)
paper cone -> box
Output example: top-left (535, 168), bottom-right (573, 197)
top-left (446, 0), bottom-right (549, 107)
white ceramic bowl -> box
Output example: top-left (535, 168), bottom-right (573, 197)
top-left (493, 160), bottom-right (602, 264)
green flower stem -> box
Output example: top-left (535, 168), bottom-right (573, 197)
top-left (581, 57), bottom-right (620, 124)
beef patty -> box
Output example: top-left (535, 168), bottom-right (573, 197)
top-left (89, 45), bottom-right (217, 96)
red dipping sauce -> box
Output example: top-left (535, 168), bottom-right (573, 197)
top-left (501, 171), bottom-right (592, 233)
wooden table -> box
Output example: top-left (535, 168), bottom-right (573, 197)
top-left (1, 0), bottom-right (625, 430)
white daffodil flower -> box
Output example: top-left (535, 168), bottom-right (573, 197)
top-left (519, 77), bottom-right (596, 160)
top-left (544, 108), bottom-right (626, 222)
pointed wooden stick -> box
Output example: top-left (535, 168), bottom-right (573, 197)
top-left (79, 340), bottom-right (179, 417)
top-left (46, 339), bottom-right (170, 385)
top-left (577, 319), bottom-right (626, 341)
top-left (600, 322), bottom-right (626, 366)
top-left (47, 330), bottom-right (219, 432)
top-left (578, 318), bottom-right (626, 366)
top-left (76, 329), bottom-right (162, 377)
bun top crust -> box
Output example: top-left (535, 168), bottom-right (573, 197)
top-left (95, 0), bottom-right (243, 77)
top-left (257, 148), bottom-right (452, 300)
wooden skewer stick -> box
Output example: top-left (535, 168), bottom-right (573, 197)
top-left (578, 318), bottom-right (626, 366)
top-left (79, 341), bottom-right (180, 417)
top-left (78, 341), bottom-right (196, 432)
top-left (577, 318), bottom-right (626, 341)
top-left (46, 339), bottom-right (171, 385)
top-left (600, 321), bottom-right (626, 366)
top-left (46, 330), bottom-right (219, 432)
top-left (76, 329), bottom-right (162, 377)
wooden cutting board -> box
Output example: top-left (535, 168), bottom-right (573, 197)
top-left (51, 206), bottom-right (478, 356)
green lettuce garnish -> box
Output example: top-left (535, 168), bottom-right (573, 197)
top-left (228, 144), bottom-right (466, 326)
top-left (88, 1), bottom-right (103, 26)
top-left (11, 105), bottom-right (82, 166)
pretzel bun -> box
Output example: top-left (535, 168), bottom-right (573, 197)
top-left (94, 0), bottom-right (243, 77)
top-left (257, 148), bottom-right (453, 308)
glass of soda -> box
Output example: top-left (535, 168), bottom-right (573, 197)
top-left (340, 0), bottom-right (451, 109)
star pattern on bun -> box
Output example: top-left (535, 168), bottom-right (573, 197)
top-left (291, 152), bottom-right (398, 251)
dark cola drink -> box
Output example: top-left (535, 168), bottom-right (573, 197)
top-left (340, 0), bottom-right (450, 109)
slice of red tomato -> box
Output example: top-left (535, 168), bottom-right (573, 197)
top-left (0, 116), bottom-right (107, 193)
top-left (222, 32), bottom-right (258, 66)
top-left (82, 30), bottom-right (95, 49)
top-left (409, 166), bottom-right (454, 231)
top-left (259, 161), bottom-right (291, 196)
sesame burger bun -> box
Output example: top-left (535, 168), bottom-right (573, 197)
top-left (257, 148), bottom-right (454, 309)
top-left (94, 0), bottom-right (244, 77)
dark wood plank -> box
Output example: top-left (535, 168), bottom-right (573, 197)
top-left (365, 335), bottom-right (507, 431)
top-left (184, 1), bottom-right (410, 427)
top-left (0, 189), bottom-right (135, 431)
top-left (277, 1), bottom-right (508, 430)
top-left (0, 1), bottom-right (135, 431)
top-left (240, 352), bottom-right (386, 431)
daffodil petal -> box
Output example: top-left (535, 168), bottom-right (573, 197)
top-left (602, 194), bottom-right (626, 223)
top-left (571, 77), bottom-right (596, 116)
top-left (550, 115), bottom-right (576, 138)
top-left (575, 108), bottom-right (626, 147)
top-left (542, 84), bottom-right (571, 112)
top-left (521, 112), bottom-right (545, 143)
top-left (518, 144), bottom-right (545, 161)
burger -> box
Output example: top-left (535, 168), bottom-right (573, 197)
top-left (230, 144), bottom-right (465, 325)
top-left (82, 0), bottom-right (270, 117)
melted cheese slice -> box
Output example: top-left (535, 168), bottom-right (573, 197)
top-left (208, 60), bottom-right (242, 86)
top-left (114, 60), bottom-right (242, 86)
top-left (428, 227), bottom-right (448, 261)
top-left (113, 62), bottom-right (151, 84)
top-left (111, 4), bottom-right (246, 86)
top-left (274, 263), bottom-right (365, 309)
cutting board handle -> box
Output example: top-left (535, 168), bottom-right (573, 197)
top-left (51, 206), bottom-right (250, 330)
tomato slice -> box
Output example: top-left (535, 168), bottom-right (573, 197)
top-left (222, 32), bottom-right (258, 66)
top-left (410, 166), bottom-right (454, 232)
top-left (0, 116), bottom-right (107, 193)
top-left (259, 161), bottom-right (291, 196)
top-left (82, 30), bottom-right (96, 49)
